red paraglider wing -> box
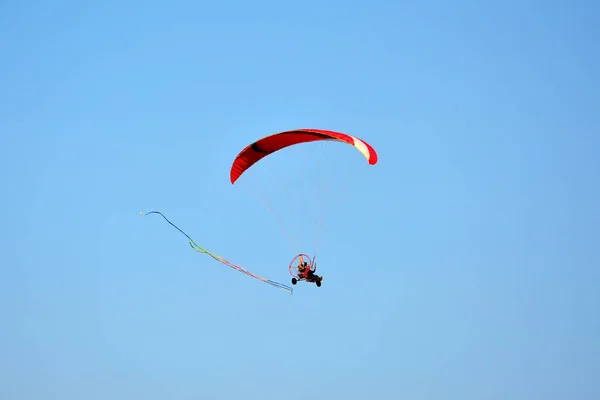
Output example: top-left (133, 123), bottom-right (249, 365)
top-left (230, 128), bottom-right (378, 184)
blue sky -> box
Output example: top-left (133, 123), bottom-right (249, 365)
top-left (1, 0), bottom-right (599, 399)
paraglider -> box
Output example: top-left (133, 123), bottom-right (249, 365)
top-left (229, 129), bottom-right (378, 288)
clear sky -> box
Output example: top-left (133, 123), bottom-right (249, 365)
top-left (1, 0), bottom-right (599, 399)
